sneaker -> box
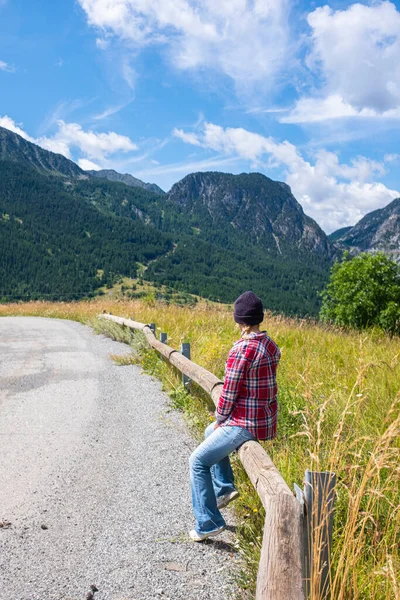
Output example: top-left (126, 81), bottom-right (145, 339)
top-left (217, 490), bottom-right (240, 509)
top-left (189, 526), bottom-right (226, 542)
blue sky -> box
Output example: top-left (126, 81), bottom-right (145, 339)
top-left (1, 0), bottom-right (400, 232)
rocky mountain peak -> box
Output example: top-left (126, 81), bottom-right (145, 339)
top-left (168, 171), bottom-right (334, 258)
top-left (333, 198), bottom-right (400, 261)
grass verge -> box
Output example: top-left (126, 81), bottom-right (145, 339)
top-left (1, 300), bottom-right (399, 599)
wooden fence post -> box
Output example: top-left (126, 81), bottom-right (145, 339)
top-left (149, 323), bottom-right (156, 334)
top-left (160, 332), bottom-right (167, 344)
top-left (238, 441), bottom-right (304, 600)
top-left (180, 343), bottom-right (191, 387)
top-left (303, 470), bottom-right (336, 600)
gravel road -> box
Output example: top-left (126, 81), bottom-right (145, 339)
top-left (0, 317), bottom-right (241, 600)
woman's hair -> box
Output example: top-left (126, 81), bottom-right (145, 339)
top-left (240, 323), bottom-right (257, 339)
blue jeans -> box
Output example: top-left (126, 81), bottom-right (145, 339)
top-left (189, 422), bottom-right (255, 534)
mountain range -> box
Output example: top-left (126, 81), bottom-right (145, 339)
top-left (0, 125), bottom-right (398, 314)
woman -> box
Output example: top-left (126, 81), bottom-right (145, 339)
top-left (189, 291), bottom-right (281, 541)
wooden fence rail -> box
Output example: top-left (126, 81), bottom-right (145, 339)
top-left (101, 313), bottom-right (305, 600)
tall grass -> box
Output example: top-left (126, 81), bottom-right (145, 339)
top-left (1, 299), bottom-right (399, 599)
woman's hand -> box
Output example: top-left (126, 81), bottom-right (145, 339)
top-left (209, 411), bottom-right (220, 429)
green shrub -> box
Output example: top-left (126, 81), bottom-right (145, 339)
top-left (320, 252), bottom-right (400, 334)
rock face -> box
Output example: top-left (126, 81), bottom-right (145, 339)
top-left (167, 171), bottom-right (334, 258)
top-left (0, 126), bottom-right (84, 178)
top-left (333, 198), bottom-right (400, 261)
top-left (87, 169), bottom-right (165, 195)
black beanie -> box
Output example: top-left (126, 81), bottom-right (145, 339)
top-left (234, 291), bottom-right (264, 325)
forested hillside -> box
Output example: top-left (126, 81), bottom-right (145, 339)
top-left (67, 171), bottom-right (333, 314)
top-left (0, 161), bottom-right (171, 300)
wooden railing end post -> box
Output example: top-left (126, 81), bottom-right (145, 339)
top-left (303, 470), bottom-right (336, 600)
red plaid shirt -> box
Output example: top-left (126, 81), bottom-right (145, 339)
top-left (216, 332), bottom-right (280, 440)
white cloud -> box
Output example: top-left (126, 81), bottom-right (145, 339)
top-left (0, 115), bottom-right (34, 141)
top-left (384, 153), bottom-right (400, 164)
top-left (308, 2), bottom-right (400, 112)
top-left (286, 2), bottom-right (400, 123)
top-left (310, 150), bottom-right (386, 183)
top-left (121, 59), bottom-right (136, 90)
top-left (93, 98), bottom-right (134, 120)
top-left (0, 115), bottom-right (138, 166)
top-left (38, 99), bottom-right (97, 136)
top-left (282, 95), bottom-right (375, 124)
top-left (173, 128), bottom-right (202, 146)
top-left (43, 120), bottom-right (137, 161)
top-left (96, 37), bottom-right (110, 50)
top-left (0, 60), bottom-right (15, 72)
top-left (78, 0), bottom-right (290, 92)
top-left (174, 122), bottom-right (399, 232)
top-left (246, 106), bottom-right (289, 115)
top-left (78, 158), bottom-right (102, 170)
top-left (37, 137), bottom-right (72, 158)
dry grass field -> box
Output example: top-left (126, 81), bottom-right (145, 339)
top-left (1, 298), bottom-right (399, 599)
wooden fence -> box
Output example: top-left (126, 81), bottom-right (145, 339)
top-left (101, 313), bottom-right (335, 600)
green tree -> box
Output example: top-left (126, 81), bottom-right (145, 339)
top-left (320, 252), bottom-right (400, 334)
